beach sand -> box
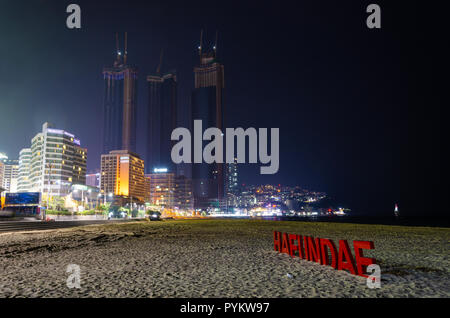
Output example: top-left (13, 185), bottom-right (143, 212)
top-left (0, 219), bottom-right (448, 298)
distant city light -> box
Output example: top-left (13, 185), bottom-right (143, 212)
top-left (154, 168), bottom-right (168, 173)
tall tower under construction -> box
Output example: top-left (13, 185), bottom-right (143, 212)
top-left (146, 49), bottom-right (178, 174)
top-left (102, 32), bottom-right (138, 154)
top-left (191, 30), bottom-right (225, 210)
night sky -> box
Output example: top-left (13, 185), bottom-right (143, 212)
top-left (0, 1), bottom-right (443, 216)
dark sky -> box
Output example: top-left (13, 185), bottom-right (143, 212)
top-left (0, 0), bottom-right (443, 216)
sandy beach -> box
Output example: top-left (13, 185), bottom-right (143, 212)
top-left (0, 219), bottom-right (449, 298)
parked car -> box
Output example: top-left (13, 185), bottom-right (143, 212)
top-left (148, 212), bottom-right (161, 221)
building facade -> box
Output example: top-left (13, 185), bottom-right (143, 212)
top-left (147, 170), bottom-right (193, 211)
top-left (0, 161), bottom-right (3, 192)
top-left (27, 123), bottom-right (87, 197)
top-left (146, 71), bottom-right (177, 174)
top-left (191, 32), bottom-right (225, 210)
top-left (226, 158), bottom-right (238, 195)
top-left (1, 159), bottom-right (19, 193)
top-left (100, 150), bottom-right (145, 201)
top-left (17, 148), bottom-right (31, 192)
top-left (102, 33), bottom-right (138, 154)
top-left (86, 171), bottom-right (101, 188)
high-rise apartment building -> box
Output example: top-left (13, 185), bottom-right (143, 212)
top-left (1, 154), bottom-right (19, 193)
top-left (102, 33), bottom-right (138, 153)
top-left (226, 158), bottom-right (238, 195)
top-left (0, 161), bottom-right (4, 192)
top-left (27, 123), bottom-right (87, 197)
top-left (191, 31), bottom-right (225, 210)
top-left (100, 150), bottom-right (145, 201)
top-left (17, 148), bottom-right (31, 192)
top-left (147, 169), bottom-right (193, 211)
top-left (86, 171), bottom-right (101, 188)
top-left (1, 160), bottom-right (19, 192)
top-left (146, 68), bottom-right (177, 174)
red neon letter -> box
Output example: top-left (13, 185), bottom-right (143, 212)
top-left (353, 241), bottom-right (376, 278)
top-left (320, 238), bottom-right (338, 268)
top-left (288, 234), bottom-right (299, 258)
top-left (273, 231), bottom-right (281, 252)
top-left (307, 237), bottom-right (322, 264)
top-left (338, 240), bottom-right (357, 275)
top-left (298, 235), bottom-right (305, 259)
top-left (281, 233), bottom-right (290, 255)
top-left (303, 236), bottom-right (309, 260)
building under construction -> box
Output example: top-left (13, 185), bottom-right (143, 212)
top-left (191, 30), bottom-right (225, 210)
top-left (102, 32), bottom-right (138, 154)
top-left (146, 49), bottom-right (178, 174)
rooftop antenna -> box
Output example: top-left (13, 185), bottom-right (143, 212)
top-left (199, 29), bottom-right (203, 58)
top-left (115, 32), bottom-right (121, 65)
top-left (156, 48), bottom-right (164, 75)
top-left (213, 30), bottom-right (218, 56)
top-left (124, 32), bottom-right (128, 65)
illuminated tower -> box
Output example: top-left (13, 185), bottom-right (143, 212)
top-left (100, 150), bottom-right (145, 201)
top-left (102, 32), bottom-right (138, 154)
top-left (191, 30), bottom-right (225, 210)
top-left (146, 49), bottom-right (178, 174)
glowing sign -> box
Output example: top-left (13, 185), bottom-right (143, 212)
top-left (47, 128), bottom-right (64, 135)
top-left (64, 131), bottom-right (75, 138)
top-left (154, 168), bottom-right (168, 173)
top-left (273, 231), bottom-right (376, 278)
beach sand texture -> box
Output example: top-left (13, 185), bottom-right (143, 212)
top-left (0, 219), bottom-right (449, 298)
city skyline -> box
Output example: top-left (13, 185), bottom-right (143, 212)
top-left (0, 1), bottom-right (442, 216)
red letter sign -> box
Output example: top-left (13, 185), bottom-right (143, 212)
top-left (353, 241), bottom-right (376, 278)
top-left (288, 234), bottom-right (299, 258)
top-left (273, 231), bottom-right (281, 252)
top-left (337, 240), bottom-right (357, 275)
top-left (281, 233), bottom-right (290, 255)
top-left (320, 238), bottom-right (338, 268)
top-left (307, 237), bottom-right (322, 264)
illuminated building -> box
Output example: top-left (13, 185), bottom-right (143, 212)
top-left (191, 30), bottom-right (225, 210)
top-left (100, 150), bottom-right (145, 201)
top-left (102, 32), bottom-right (138, 153)
top-left (27, 122), bottom-right (87, 197)
top-left (147, 169), bottom-right (193, 210)
top-left (86, 171), bottom-right (101, 188)
top-left (146, 57), bottom-right (177, 174)
top-left (17, 148), bottom-right (31, 192)
top-left (0, 161), bottom-right (3, 192)
top-left (0, 158), bottom-right (19, 193)
top-left (226, 158), bottom-right (238, 194)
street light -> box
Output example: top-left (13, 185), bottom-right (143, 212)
top-left (45, 162), bottom-right (53, 221)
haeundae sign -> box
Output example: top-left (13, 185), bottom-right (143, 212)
top-left (273, 231), bottom-right (376, 278)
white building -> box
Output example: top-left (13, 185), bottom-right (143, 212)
top-left (0, 154), bottom-right (19, 192)
top-left (27, 122), bottom-right (87, 198)
top-left (17, 148), bottom-right (32, 192)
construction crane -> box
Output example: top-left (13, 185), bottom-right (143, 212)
top-left (124, 32), bottom-right (128, 65)
top-left (156, 48), bottom-right (164, 75)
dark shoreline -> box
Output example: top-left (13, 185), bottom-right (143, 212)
top-left (246, 215), bottom-right (450, 228)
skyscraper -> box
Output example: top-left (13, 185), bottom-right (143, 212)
top-left (0, 154), bottom-right (19, 193)
top-left (146, 51), bottom-right (177, 174)
top-left (102, 33), bottom-right (138, 154)
top-left (28, 122), bottom-right (87, 197)
top-left (17, 148), bottom-right (31, 192)
top-left (191, 31), bottom-right (225, 210)
top-left (226, 158), bottom-right (238, 195)
top-left (100, 150), bottom-right (145, 201)
top-left (146, 170), bottom-right (193, 211)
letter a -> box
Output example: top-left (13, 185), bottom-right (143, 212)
top-left (66, 4), bottom-right (81, 29)
top-left (366, 4), bottom-right (381, 29)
